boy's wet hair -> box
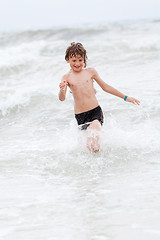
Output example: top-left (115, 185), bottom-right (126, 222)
top-left (65, 42), bottom-right (88, 67)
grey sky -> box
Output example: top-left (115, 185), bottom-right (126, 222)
top-left (0, 0), bottom-right (160, 31)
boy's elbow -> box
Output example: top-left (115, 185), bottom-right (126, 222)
top-left (59, 95), bottom-right (65, 101)
top-left (59, 98), bottom-right (65, 101)
top-left (102, 86), bottom-right (108, 92)
top-left (102, 84), bottom-right (110, 92)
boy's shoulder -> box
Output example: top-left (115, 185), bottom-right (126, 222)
top-left (85, 67), bottom-right (97, 76)
top-left (61, 72), bottom-right (70, 81)
top-left (86, 67), bottom-right (96, 72)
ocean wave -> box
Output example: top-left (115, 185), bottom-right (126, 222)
top-left (0, 41), bottom-right (45, 68)
top-left (0, 35), bottom-right (159, 78)
top-left (0, 90), bottom-right (57, 117)
top-left (1, 19), bottom-right (159, 46)
top-left (0, 27), bottom-right (108, 47)
top-left (0, 20), bottom-right (160, 72)
top-left (0, 64), bottom-right (32, 79)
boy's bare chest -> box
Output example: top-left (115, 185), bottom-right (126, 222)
top-left (68, 74), bottom-right (93, 90)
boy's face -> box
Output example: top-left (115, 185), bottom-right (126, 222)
top-left (67, 54), bottom-right (84, 72)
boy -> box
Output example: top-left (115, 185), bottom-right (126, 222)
top-left (59, 42), bottom-right (140, 153)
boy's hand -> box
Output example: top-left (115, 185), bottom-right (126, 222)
top-left (126, 96), bottom-right (140, 105)
top-left (59, 80), bottom-right (68, 92)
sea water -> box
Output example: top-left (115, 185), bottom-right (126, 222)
top-left (0, 19), bottom-right (160, 240)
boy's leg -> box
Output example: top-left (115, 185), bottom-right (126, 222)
top-left (86, 120), bottom-right (102, 153)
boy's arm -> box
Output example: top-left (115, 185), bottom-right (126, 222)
top-left (92, 68), bottom-right (140, 105)
top-left (59, 75), bottom-right (68, 101)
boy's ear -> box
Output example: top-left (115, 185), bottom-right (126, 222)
top-left (65, 57), bottom-right (69, 63)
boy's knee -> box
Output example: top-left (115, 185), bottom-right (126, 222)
top-left (87, 136), bottom-right (100, 153)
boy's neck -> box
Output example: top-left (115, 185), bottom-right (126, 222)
top-left (70, 68), bottom-right (84, 74)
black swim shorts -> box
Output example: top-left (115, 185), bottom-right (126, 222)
top-left (75, 105), bottom-right (104, 130)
